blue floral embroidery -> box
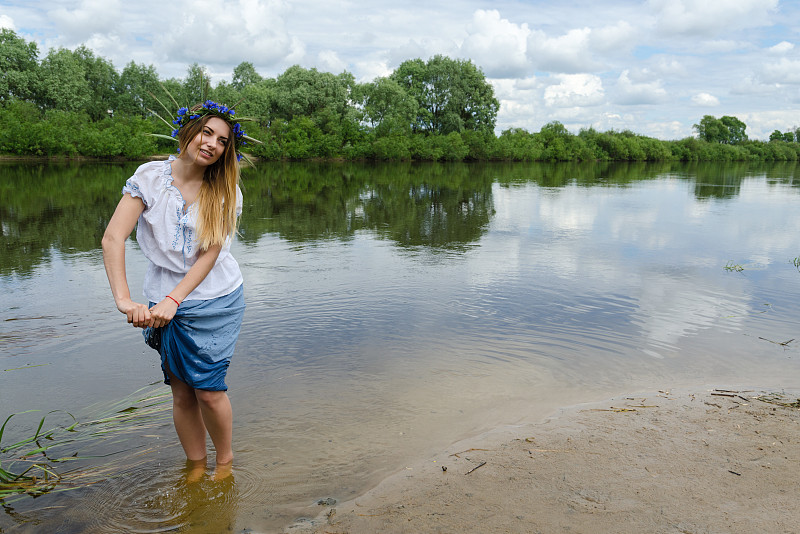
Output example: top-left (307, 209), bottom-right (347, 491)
top-left (164, 158), bottom-right (194, 268)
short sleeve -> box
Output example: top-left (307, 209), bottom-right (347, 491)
top-left (122, 175), bottom-right (147, 206)
top-left (122, 161), bottom-right (161, 208)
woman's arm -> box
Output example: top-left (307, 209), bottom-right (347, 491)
top-left (147, 244), bottom-right (223, 327)
top-left (102, 194), bottom-right (149, 328)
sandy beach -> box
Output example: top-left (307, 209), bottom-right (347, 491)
top-left (288, 388), bottom-right (800, 534)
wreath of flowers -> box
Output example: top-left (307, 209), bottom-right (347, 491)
top-left (149, 89), bottom-right (261, 164)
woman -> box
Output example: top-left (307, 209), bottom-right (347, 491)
top-left (103, 100), bottom-right (253, 476)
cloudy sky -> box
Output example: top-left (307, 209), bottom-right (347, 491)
top-left (2, 0), bottom-right (799, 139)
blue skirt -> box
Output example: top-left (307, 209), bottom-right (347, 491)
top-left (145, 284), bottom-right (245, 391)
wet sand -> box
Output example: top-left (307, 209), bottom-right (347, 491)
top-left (289, 388), bottom-right (800, 534)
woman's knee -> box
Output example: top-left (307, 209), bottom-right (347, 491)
top-left (195, 389), bottom-right (227, 408)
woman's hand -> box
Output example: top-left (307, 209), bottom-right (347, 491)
top-left (148, 297), bottom-right (179, 328)
top-left (116, 297), bottom-right (152, 328)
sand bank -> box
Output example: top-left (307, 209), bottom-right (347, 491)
top-left (288, 388), bottom-right (800, 533)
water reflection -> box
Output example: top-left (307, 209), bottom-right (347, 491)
top-left (4, 160), bottom-right (800, 277)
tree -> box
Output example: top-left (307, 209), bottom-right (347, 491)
top-left (0, 29), bottom-right (39, 102)
top-left (116, 61), bottom-right (160, 116)
top-left (36, 46), bottom-right (118, 120)
top-left (769, 130), bottom-right (784, 142)
top-left (354, 77), bottom-right (416, 136)
top-left (232, 61), bottom-right (263, 90)
top-left (720, 115), bottom-right (747, 144)
top-left (390, 55), bottom-right (499, 135)
top-left (694, 115), bottom-right (748, 144)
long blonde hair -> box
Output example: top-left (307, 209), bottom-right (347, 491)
top-left (177, 109), bottom-right (240, 250)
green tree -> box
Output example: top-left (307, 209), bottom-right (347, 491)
top-left (720, 115), bottom-right (747, 144)
top-left (390, 55), bottom-right (499, 135)
top-left (0, 29), bottom-right (39, 102)
top-left (694, 115), bottom-right (727, 143)
top-left (115, 61), bottom-right (161, 117)
top-left (355, 77), bottom-right (415, 136)
top-left (694, 115), bottom-right (748, 144)
top-left (232, 61), bottom-right (263, 90)
top-left (36, 46), bottom-right (118, 120)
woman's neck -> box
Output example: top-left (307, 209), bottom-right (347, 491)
top-left (171, 156), bottom-right (205, 185)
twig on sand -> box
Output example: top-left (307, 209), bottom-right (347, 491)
top-left (465, 461), bottom-right (487, 475)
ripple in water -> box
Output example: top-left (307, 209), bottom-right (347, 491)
top-left (28, 462), bottom-right (240, 534)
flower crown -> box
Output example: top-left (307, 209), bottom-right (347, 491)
top-left (149, 89), bottom-right (261, 165)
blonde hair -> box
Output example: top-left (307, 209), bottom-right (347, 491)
top-left (177, 108), bottom-right (241, 250)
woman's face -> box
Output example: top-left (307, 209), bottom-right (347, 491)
top-left (186, 116), bottom-right (232, 166)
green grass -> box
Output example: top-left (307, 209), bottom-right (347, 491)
top-left (724, 261), bottom-right (744, 272)
top-left (1, 384), bottom-right (171, 502)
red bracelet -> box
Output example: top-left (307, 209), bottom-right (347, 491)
top-left (166, 295), bottom-right (180, 306)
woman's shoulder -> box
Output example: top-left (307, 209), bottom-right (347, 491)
top-left (124, 158), bottom-right (173, 204)
top-left (133, 158), bottom-right (173, 177)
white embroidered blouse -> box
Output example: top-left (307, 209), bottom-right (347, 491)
top-left (122, 157), bottom-right (243, 302)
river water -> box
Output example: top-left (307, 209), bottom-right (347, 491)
top-left (2, 160), bottom-right (800, 532)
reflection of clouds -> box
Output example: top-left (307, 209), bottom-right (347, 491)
top-left (537, 187), bottom-right (600, 234)
top-left (465, 177), bottom-right (800, 354)
top-left (632, 270), bottom-right (749, 354)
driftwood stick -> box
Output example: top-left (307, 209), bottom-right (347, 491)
top-left (465, 461), bottom-right (487, 475)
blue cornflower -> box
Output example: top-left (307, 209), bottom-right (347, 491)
top-left (177, 107), bottom-right (188, 116)
top-left (236, 153), bottom-right (243, 162)
top-left (229, 109), bottom-right (236, 116)
top-left (218, 105), bottom-right (229, 114)
top-left (171, 129), bottom-right (179, 137)
top-left (172, 118), bottom-right (181, 125)
top-left (190, 114), bottom-right (200, 120)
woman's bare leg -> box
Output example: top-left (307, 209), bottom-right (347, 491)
top-left (168, 371), bottom-right (208, 462)
top-left (195, 389), bottom-right (234, 466)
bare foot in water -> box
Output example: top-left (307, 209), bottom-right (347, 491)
top-left (212, 460), bottom-right (233, 481)
top-left (185, 457), bottom-right (207, 483)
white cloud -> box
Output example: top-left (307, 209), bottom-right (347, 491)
top-left (461, 10), bottom-right (531, 78)
top-left (528, 27), bottom-right (597, 73)
top-left (0, 14), bottom-right (15, 30)
top-left (738, 110), bottom-right (800, 140)
top-left (353, 60), bottom-right (392, 83)
top-left (589, 20), bottom-right (637, 52)
top-left (543, 74), bottom-right (604, 108)
top-left (156, 0), bottom-right (305, 69)
top-left (387, 37), bottom-right (459, 67)
top-left (648, 0), bottom-right (779, 37)
top-left (49, 0), bottom-right (122, 44)
top-left (614, 69), bottom-right (667, 105)
top-left (767, 41), bottom-right (794, 54)
top-left (691, 92), bottom-right (720, 106)
top-left (652, 57), bottom-right (688, 77)
top-left (645, 120), bottom-right (688, 139)
top-left (316, 50), bottom-right (347, 74)
top-left (760, 58), bottom-right (800, 85)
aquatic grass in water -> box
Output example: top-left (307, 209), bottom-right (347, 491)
top-left (0, 384), bottom-right (171, 502)
top-left (724, 261), bottom-right (744, 272)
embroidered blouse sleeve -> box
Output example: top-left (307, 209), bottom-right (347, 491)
top-left (122, 163), bottom-right (157, 208)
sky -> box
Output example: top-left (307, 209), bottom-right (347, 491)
top-left (1, 0), bottom-right (799, 140)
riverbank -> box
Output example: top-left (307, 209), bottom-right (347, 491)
top-left (290, 388), bottom-right (800, 533)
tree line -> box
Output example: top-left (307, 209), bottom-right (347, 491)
top-left (2, 28), bottom-right (800, 162)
